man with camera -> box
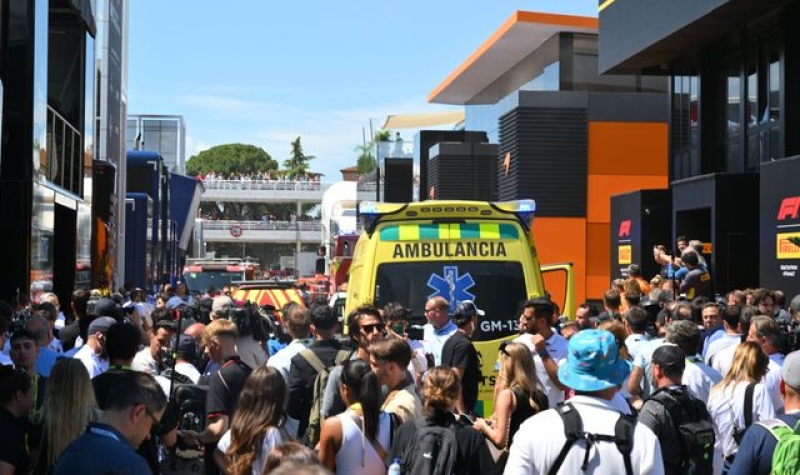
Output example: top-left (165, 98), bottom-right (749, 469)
top-left (132, 319), bottom-right (177, 376)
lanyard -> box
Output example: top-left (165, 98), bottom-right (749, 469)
top-left (88, 426), bottom-right (122, 442)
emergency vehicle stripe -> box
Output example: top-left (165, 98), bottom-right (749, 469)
top-left (268, 290), bottom-right (285, 309)
top-left (419, 224), bottom-right (439, 240)
top-left (398, 224), bottom-right (420, 240)
top-left (379, 223), bottom-right (518, 240)
top-left (480, 223), bottom-right (500, 239)
top-left (460, 223), bottom-right (481, 239)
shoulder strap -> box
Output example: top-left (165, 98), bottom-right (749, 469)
top-left (614, 415), bottom-right (636, 475)
top-left (755, 418), bottom-right (792, 440)
top-left (300, 349), bottom-right (326, 373)
top-left (344, 411), bottom-right (388, 463)
top-left (744, 382), bottom-right (756, 429)
top-left (335, 349), bottom-right (351, 365)
top-left (548, 403), bottom-right (582, 475)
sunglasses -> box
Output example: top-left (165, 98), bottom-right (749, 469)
top-left (360, 323), bottom-right (383, 334)
top-left (499, 341), bottom-right (512, 356)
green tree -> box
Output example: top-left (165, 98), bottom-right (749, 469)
top-left (185, 143), bottom-right (277, 176)
top-left (355, 143), bottom-right (376, 174)
top-left (283, 137), bottom-right (315, 176)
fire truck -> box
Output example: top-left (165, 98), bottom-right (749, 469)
top-left (181, 258), bottom-right (259, 295)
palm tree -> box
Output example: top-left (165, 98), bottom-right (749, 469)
top-left (355, 143), bottom-right (376, 174)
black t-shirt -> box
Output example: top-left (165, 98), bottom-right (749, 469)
top-left (681, 268), bottom-right (713, 300)
top-left (441, 332), bottom-right (480, 413)
top-left (0, 406), bottom-right (30, 473)
top-left (389, 411), bottom-right (493, 475)
top-left (205, 356), bottom-right (252, 419)
top-left (204, 356), bottom-right (251, 475)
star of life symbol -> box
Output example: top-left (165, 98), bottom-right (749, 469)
top-left (427, 266), bottom-right (476, 313)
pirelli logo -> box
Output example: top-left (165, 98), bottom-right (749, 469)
top-left (618, 245), bottom-right (632, 265)
top-left (777, 233), bottom-right (800, 260)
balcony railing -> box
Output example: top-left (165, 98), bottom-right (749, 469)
top-left (46, 106), bottom-right (83, 195)
top-left (200, 179), bottom-right (330, 192)
top-left (202, 220), bottom-right (322, 232)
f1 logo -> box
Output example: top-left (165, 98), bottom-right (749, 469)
top-left (619, 220), bottom-right (631, 238)
top-left (778, 197), bottom-right (800, 221)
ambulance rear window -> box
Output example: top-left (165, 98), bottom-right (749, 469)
top-left (374, 261), bottom-right (526, 341)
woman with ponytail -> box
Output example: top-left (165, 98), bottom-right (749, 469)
top-left (318, 359), bottom-right (392, 475)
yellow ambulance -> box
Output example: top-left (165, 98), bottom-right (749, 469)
top-left (345, 199), bottom-right (574, 415)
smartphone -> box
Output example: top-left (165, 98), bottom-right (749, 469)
top-left (459, 414), bottom-right (475, 425)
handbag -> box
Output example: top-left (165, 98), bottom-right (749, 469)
top-left (486, 388), bottom-right (515, 472)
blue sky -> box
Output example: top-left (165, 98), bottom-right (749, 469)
top-left (128, 1), bottom-right (597, 180)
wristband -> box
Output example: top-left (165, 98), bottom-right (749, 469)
top-left (537, 349), bottom-right (550, 359)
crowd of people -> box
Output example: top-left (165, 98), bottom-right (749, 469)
top-left (198, 172), bottom-right (322, 191)
top-left (3, 261), bottom-right (800, 474)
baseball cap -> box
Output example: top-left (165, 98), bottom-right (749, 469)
top-left (88, 316), bottom-right (117, 335)
top-left (175, 334), bottom-right (197, 359)
top-left (626, 264), bottom-right (641, 276)
top-left (455, 300), bottom-right (485, 317)
top-left (211, 296), bottom-right (233, 315)
top-left (652, 344), bottom-right (686, 375)
top-left (781, 350), bottom-right (800, 389)
top-left (557, 329), bottom-right (631, 392)
top-left (165, 296), bottom-right (185, 311)
top-left (93, 297), bottom-right (124, 321)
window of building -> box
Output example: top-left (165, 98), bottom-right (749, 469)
top-left (671, 75), bottom-right (700, 179)
top-left (745, 31), bottom-right (781, 168)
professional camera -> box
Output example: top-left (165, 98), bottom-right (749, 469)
top-left (228, 301), bottom-right (270, 342)
top-left (778, 319), bottom-right (800, 354)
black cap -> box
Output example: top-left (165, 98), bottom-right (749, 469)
top-left (176, 334), bottom-right (197, 359)
top-left (652, 345), bottom-right (686, 375)
top-left (93, 297), bottom-right (124, 321)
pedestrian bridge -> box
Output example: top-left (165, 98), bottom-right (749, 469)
top-left (201, 220), bottom-right (322, 243)
top-left (200, 179), bottom-right (329, 203)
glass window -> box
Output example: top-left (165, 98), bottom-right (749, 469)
top-left (374, 261), bottom-right (527, 341)
top-left (671, 74), bottom-right (700, 179)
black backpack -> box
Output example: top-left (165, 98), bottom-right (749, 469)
top-left (400, 419), bottom-right (459, 475)
top-left (647, 387), bottom-right (716, 474)
top-left (548, 403), bottom-right (636, 475)
top-left (160, 371), bottom-right (208, 475)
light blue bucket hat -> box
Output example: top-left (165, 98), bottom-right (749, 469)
top-left (557, 329), bottom-right (631, 392)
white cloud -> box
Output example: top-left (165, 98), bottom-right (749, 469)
top-left (177, 88), bottom-right (461, 181)
top-left (185, 134), bottom-right (211, 159)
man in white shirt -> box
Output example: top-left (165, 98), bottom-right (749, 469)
top-left (748, 316), bottom-right (785, 411)
top-left (505, 329), bottom-right (665, 475)
top-left (422, 296), bottom-right (457, 366)
top-left (74, 316), bottom-right (115, 378)
top-left (624, 306), bottom-right (653, 362)
top-left (132, 319), bottom-right (176, 376)
top-left (666, 320), bottom-right (722, 402)
top-left (706, 305), bottom-right (743, 366)
top-left (514, 298), bottom-right (568, 408)
top-left (174, 334), bottom-right (202, 384)
top-left (267, 305), bottom-right (313, 383)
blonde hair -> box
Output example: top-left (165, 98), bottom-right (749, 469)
top-left (715, 341), bottom-right (769, 392)
top-left (500, 342), bottom-right (543, 412)
top-left (37, 359), bottom-right (98, 471)
top-left (422, 366), bottom-right (460, 415)
top-left (204, 318), bottom-right (238, 346)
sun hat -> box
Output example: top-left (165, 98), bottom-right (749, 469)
top-left (557, 329), bottom-right (631, 392)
